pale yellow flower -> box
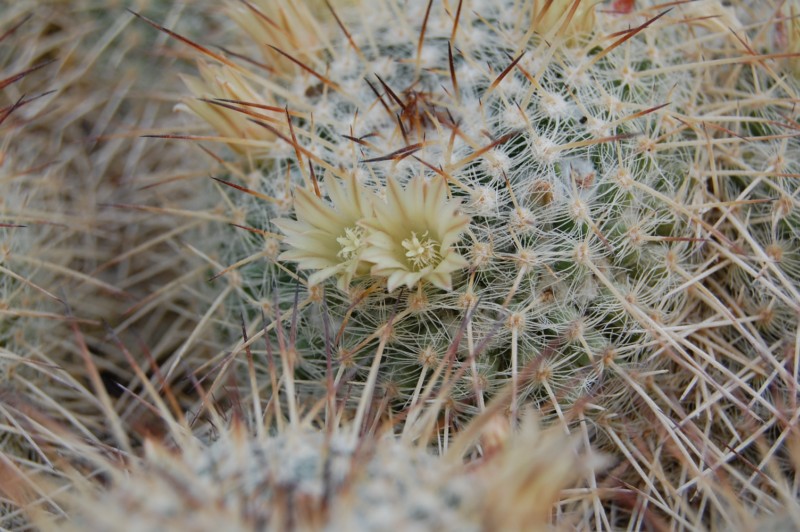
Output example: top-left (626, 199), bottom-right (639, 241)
top-left (361, 175), bottom-right (470, 292)
top-left (227, 0), bottom-right (330, 73)
top-left (179, 62), bottom-right (274, 155)
top-left (275, 174), bottom-right (374, 290)
top-left (535, 0), bottom-right (595, 38)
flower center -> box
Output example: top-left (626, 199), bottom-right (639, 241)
top-left (402, 231), bottom-right (439, 269)
top-left (336, 226), bottom-right (365, 261)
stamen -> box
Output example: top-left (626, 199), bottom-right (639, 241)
top-left (337, 226), bottom-right (365, 260)
top-left (402, 231), bottom-right (440, 269)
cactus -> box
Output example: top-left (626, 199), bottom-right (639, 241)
top-left (155, 0), bottom-right (800, 527)
top-left (178, 0), bottom-right (689, 413)
top-left (178, 0), bottom-right (698, 433)
top-left (11, 375), bottom-right (601, 532)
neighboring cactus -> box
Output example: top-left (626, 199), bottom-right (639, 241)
top-left (62, 426), bottom-right (486, 531)
top-left (13, 382), bottom-right (601, 532)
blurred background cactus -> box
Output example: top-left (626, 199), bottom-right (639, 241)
top-left (0, 4), bottom-right (101, 512)
top-left (0, 0), bottom-right (230, 526)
